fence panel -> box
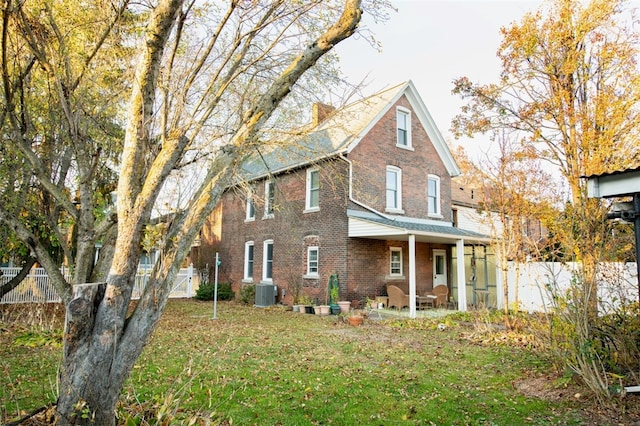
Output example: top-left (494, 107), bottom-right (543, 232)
top-left (1, 265), bottom-right (196, 304)
top-left (507, 261), bottom-right (638, 313)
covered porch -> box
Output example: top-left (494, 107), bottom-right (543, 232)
top-left (348, 210), bottom-right (497, 318)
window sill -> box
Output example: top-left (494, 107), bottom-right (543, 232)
top-left (244, 218), bottom-right (255, 223)
top-left (428, 213), bottom-right (444, 219)
top-left (385, 208), bottom-right (405, 214)
top-left (303, 274), bottom-right (319, 280)
top-left (260, 279), bottom-right (273, 284)
top-left (304, 207), bottom-right (320, 214)
top-left (395, 144), bottom-right (414, 151)
top-left (242, 278), bottom-right (254, 284)
top-left (385, 275), bottom-right (405, 280)
top-left (263, 214), bottom-right (274, 220)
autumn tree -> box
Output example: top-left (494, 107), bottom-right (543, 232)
top-left (452, 0), bottom-right (640, 398)
top-left (467, 132), bottom-right (557, 324)
top-left (0, 0), bottom-right (370, 423)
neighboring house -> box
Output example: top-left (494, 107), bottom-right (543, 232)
top-left (201, 81), bottom-right (492, 316)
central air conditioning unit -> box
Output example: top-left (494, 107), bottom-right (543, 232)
top-left (255, 283), bottom-right (276, 307)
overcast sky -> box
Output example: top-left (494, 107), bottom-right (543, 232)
top-left (334, 0), bottom-right (546, 161)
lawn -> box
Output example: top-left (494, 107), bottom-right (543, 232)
top-left (1, 299), bottom-right (638, 425)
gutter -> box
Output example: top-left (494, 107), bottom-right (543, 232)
top-left (339, 154), bottom-right (394, 221)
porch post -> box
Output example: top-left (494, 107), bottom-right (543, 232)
top-left (495, 261), bottom-right (504, 309)
top-left (409, 234), bottom-right (416, 318)
top-left (456, 239), bottom-right (467, 312)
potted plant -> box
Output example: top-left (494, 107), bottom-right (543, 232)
top-left (329, 285), bottom-right (341, 315)
top-left (299, 295), bottom-right (314, 314)
top-left (346, 310), bottom-right (364, 326)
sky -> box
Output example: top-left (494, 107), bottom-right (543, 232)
top-left (334, 0), bottom-right (545, 162)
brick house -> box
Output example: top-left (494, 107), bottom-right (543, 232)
top-left (201, 81), bottom-right (491, 316)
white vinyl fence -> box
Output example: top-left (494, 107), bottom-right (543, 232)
top-left (0, 264), bottom-right (198, 304)
top-left (506, 262), bottom-right (639, 313)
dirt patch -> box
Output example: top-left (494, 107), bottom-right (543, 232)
top-left (514, 374), bottom-right (640, 426)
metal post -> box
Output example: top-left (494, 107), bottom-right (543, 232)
top-left (634, 193), bottom-right (640, 305)
top-left (213, 252), bottom-right (219, 319)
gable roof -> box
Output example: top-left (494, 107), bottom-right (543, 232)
top-left (241, 80), bottom-right (460, 179)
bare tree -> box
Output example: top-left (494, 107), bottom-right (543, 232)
top-left (0, 0), bottom-right (372, 423)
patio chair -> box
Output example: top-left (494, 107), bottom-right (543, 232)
top-left (425, 285), bottom-right (448, 308)
top-left (387, 285), bottom-right (409, 309)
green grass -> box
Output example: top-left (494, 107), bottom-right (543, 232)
top-left (0, 300), bottom-right (596, 425)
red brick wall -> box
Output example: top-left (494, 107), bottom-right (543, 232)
top-left (203, 159), bottom-right (351, 304)
top-left (348, 94), bottom-right (452, 222)
top-left (345, 239), bottom-right (450, 302)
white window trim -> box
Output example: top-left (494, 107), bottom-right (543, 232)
top-left (264, 181), bottom-right (274, 219)
top-left (389, 247), bottom-right (403, 277)
top-left (305, 246), bottom-right (319, 277)
top-left (385, 166), bottom-right (404, 214)
top-left (396, 107), bottom-right (413, 150)
top-left (427, 174), bottom-right (442, 218)
top-left (262, 240), bottom-right (274, 282)
top-left (304, 168), bottom-right (320, 213)
top-left (243, 241), bottom-right (254, 282)
top-left (245, 194), bottom-right (255, 222)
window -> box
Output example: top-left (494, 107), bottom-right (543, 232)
top-left (264, 181), bottom-right (275, 218)
top-left (244, 241), bottom-right (254, 280)
top-left (396, 108), bottom-right (411, 148)
top-left (390, 247), bottom-right (402, 276)
top-left (427, 174), bottom-right (441, 216)
top-left (306, 169), bottom-right (319, 211)
top-left (263, 240), bottom-right (273, 281)
top-left (386, 166), bottom-right (402, 211)
top-left (246, 194), bottom-right (255, 221)
top-left (307, 246), bottom-right (319, 276)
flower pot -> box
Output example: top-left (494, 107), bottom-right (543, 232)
top-left (318, 305), bottom-right (330, 316)
top-left (313, 306), bottom-right (321, 315)
top-left (347, 315), bottom-right (363, 326)
top-left (337, 301), bottom-right (351, 314)
top-left (292, 305), bottom-right (300, 313)
top-left (304, 305), bottom-right (314, 314)
top-left (330, 304), bottom-right (341, 315)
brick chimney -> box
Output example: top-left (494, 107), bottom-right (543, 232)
top-left (312, 102), bottom-right (335, 126)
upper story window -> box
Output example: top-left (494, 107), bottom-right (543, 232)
top-left (246, 194), bottom-right (255, 221)
top-left (307, 246), bottom-right (319, 276)
top-left (305, 169), bottom-right (320, 212)
top-left (263, 240), bottom-right (273, 281)
top-left (396, 108), bottom-right (412, 149)
top-left (386, 166), bottom-right (403, 213)
top-left (264, 181), bottom-right (275, 218)
top-left (390, 247), bottom-right (403, 276)
top-left (244, 241), bottom-right (254, 280)
top-left (427, 174), bottom-right (441, 217)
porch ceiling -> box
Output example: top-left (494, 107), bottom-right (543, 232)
top-left (348, 214), bottom-right (491, 244)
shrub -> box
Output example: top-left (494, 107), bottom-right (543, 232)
top-left (239, 284), bottom-right (255, 305)
top-left (194, 281), bottom-right (234, 301)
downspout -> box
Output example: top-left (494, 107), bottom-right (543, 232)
top-left (339, 154), bottom-right (394, 220)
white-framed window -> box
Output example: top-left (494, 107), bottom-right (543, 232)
top-left (427, 174), bottom-right (441, 216)
top-left (263, 240), bottom-right (274, 281)
top-left (264, 181), bottom-right (275, 218)
top-left (390, 247), bottom-right (403, 276)
top-left (244, 241), bottom-right (254, 280)
top-left (305, 169), bottom-right (320, 211)
top-left (386, 166), bottom-right (402, 212)
top-left (246, 194), bottom-right (255, 221)
top-left (307, 246), bottom-right (319, 276)
top-left (396, 108), bottom-right (412, 148)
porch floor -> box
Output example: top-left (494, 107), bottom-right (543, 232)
top-left (365, 307), bottom-right (453, 320)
